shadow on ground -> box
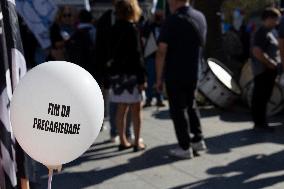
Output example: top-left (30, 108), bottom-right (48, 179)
top-left (153, 103), bottom-right (284, 125)
top-left (39, 144), bottom-right (186, 189)
top-left (38, 125), bottom-right (284, 189)
top-left (152, 106), bottom-right (221, 120)
top-left (206, 123), bottom-right (284, 154)
top-left (36, 104), bottom-right (284, 189)
top-left (170, 124), bottom-right (284, 189)
top-left (171, 150), bottom-right (284, 189)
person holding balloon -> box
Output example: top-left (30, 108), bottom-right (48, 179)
top-left (107, 0), bottom-right (147, 152)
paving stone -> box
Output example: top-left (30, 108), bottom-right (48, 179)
top-left (36, 105), bottom-right (284, 189)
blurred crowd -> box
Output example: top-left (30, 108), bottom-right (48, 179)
top-left (20, 0), bottom-right (169, 154)
top-left (16, 0), bottom-right (284, 188)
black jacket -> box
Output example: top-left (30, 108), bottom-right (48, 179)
top-left (94, 10), bottom-right (114, 85)
top-left (66, 24), bottom-right (96, 73)
top-left (108, 20), bottom-right (145, 84)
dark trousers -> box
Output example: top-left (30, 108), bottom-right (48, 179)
top-left (166, 81), bottom-right (203, 150)
top-left (145, 57), bottom-right (163, 103)
top-left (251, 69), bottom-right (277, 126)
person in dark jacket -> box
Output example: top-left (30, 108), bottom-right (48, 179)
top-left (95, 2), bottom-right (115, 85)
top-left (156, 0), bottom-right (207, 158)
top-left (95, 0), bottom-right (133, 143)
top-left (65, 10), bottom-right (96, 73)
top-left (108, 0), bottom-right (146, 152)
top-left (48, 6), bottom-right (75, 61)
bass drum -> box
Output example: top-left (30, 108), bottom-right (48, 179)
top-left (198, 58), bottom-right (241, 108)
top-left (243, 82), bottom-right (284, 116)
top-left (239, 61), bottom-right (284, 116)
top-left (239, 61), bottom-right (253, 91)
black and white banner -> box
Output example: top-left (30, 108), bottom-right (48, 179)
top-left (0, 0), bottom-right (27, 188)
top-left (15, 0), bottom-right (57, 49)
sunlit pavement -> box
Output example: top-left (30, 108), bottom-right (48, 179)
top-left (38, 102), bottom-right (284, 189)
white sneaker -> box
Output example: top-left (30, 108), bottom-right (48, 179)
top-left (192, 140), bottom-right (207, 151)
top-left (169, 147), bottom-right (192, 159)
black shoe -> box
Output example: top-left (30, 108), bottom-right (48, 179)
top-left (156, 101), bottom-right (166, 107)
top-left (143, 102), bottom-right (152, 108)
top-left (118, 144), bottom-right (133, 151)
top-left (133, 144), bottom-right (147, 152)
top-left (253, 125), bottom-right (275, 132)
top-left (193, 150), bottom-right (200, 157)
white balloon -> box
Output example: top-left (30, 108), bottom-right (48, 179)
top-left (10, 61), bottom-right (104, 166)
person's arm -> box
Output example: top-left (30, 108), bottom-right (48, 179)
top-left (21, 179), bottom-right (30, 189)
top-left (278, 17), bottom-right (284, 69)
top-left (156, 42), bottom-right (168, 92)
top-left (155, 16), bottom-right (172, 92)
top-left (252, 47), bottom-right (276, 69)
top-left (279, 38), bottom-right (284, 69)
top-left (252, 28), bottom-right (276, 70)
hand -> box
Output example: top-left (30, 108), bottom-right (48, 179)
top-left (156, 79), bottom-right (163, 93)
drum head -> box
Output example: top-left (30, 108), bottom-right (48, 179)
top-left (208, 58), bottom-right (241, 95)
top-left (239, 61), bottom-right (253, 89)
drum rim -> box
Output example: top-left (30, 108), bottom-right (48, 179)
top-left (206, 58), bottom-right (241, 95)
top-left (197, 88), bottom-right (235, 109)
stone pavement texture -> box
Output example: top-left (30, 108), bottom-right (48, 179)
top-left (37, 103), bottom-right (284, 189)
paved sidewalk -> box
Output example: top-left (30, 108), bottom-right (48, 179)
top-left (38, 104), bottom-right (284, 189)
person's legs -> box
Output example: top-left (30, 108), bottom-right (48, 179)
top-left (144, 57), bottom-right (155, 106)
top-left (116, 103), bottom-right (131, 146)
top-left (130, 102), bottom-right (145, 150)
top-left (156, 93), bottom-right (163, 101)
top-left (188, 99), bottom-right (203, 142)
top-left (251, 70), bottom-right (276, 127)
top-left (166, 83), bottom-right (191, 150)
top-left (110, 101), bottom-right (132, 142)
top-left (109, 102), bottom-right (118, 138)
top-left (155, 87), bottom-right (165, 107)
top-left (103, 88), bottom-right (109, 118)
top-left (187, 91), bottom-right (206, 151)
top-left (125, 110), bottom-right (133, 139)
top-left (100, 88), bottom-right (109, 131)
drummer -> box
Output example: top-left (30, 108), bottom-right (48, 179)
top-left (251, 8), bottom-right (281, 131)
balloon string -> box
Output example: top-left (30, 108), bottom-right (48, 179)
top-left (47, 169), bottom-right (53, 189)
